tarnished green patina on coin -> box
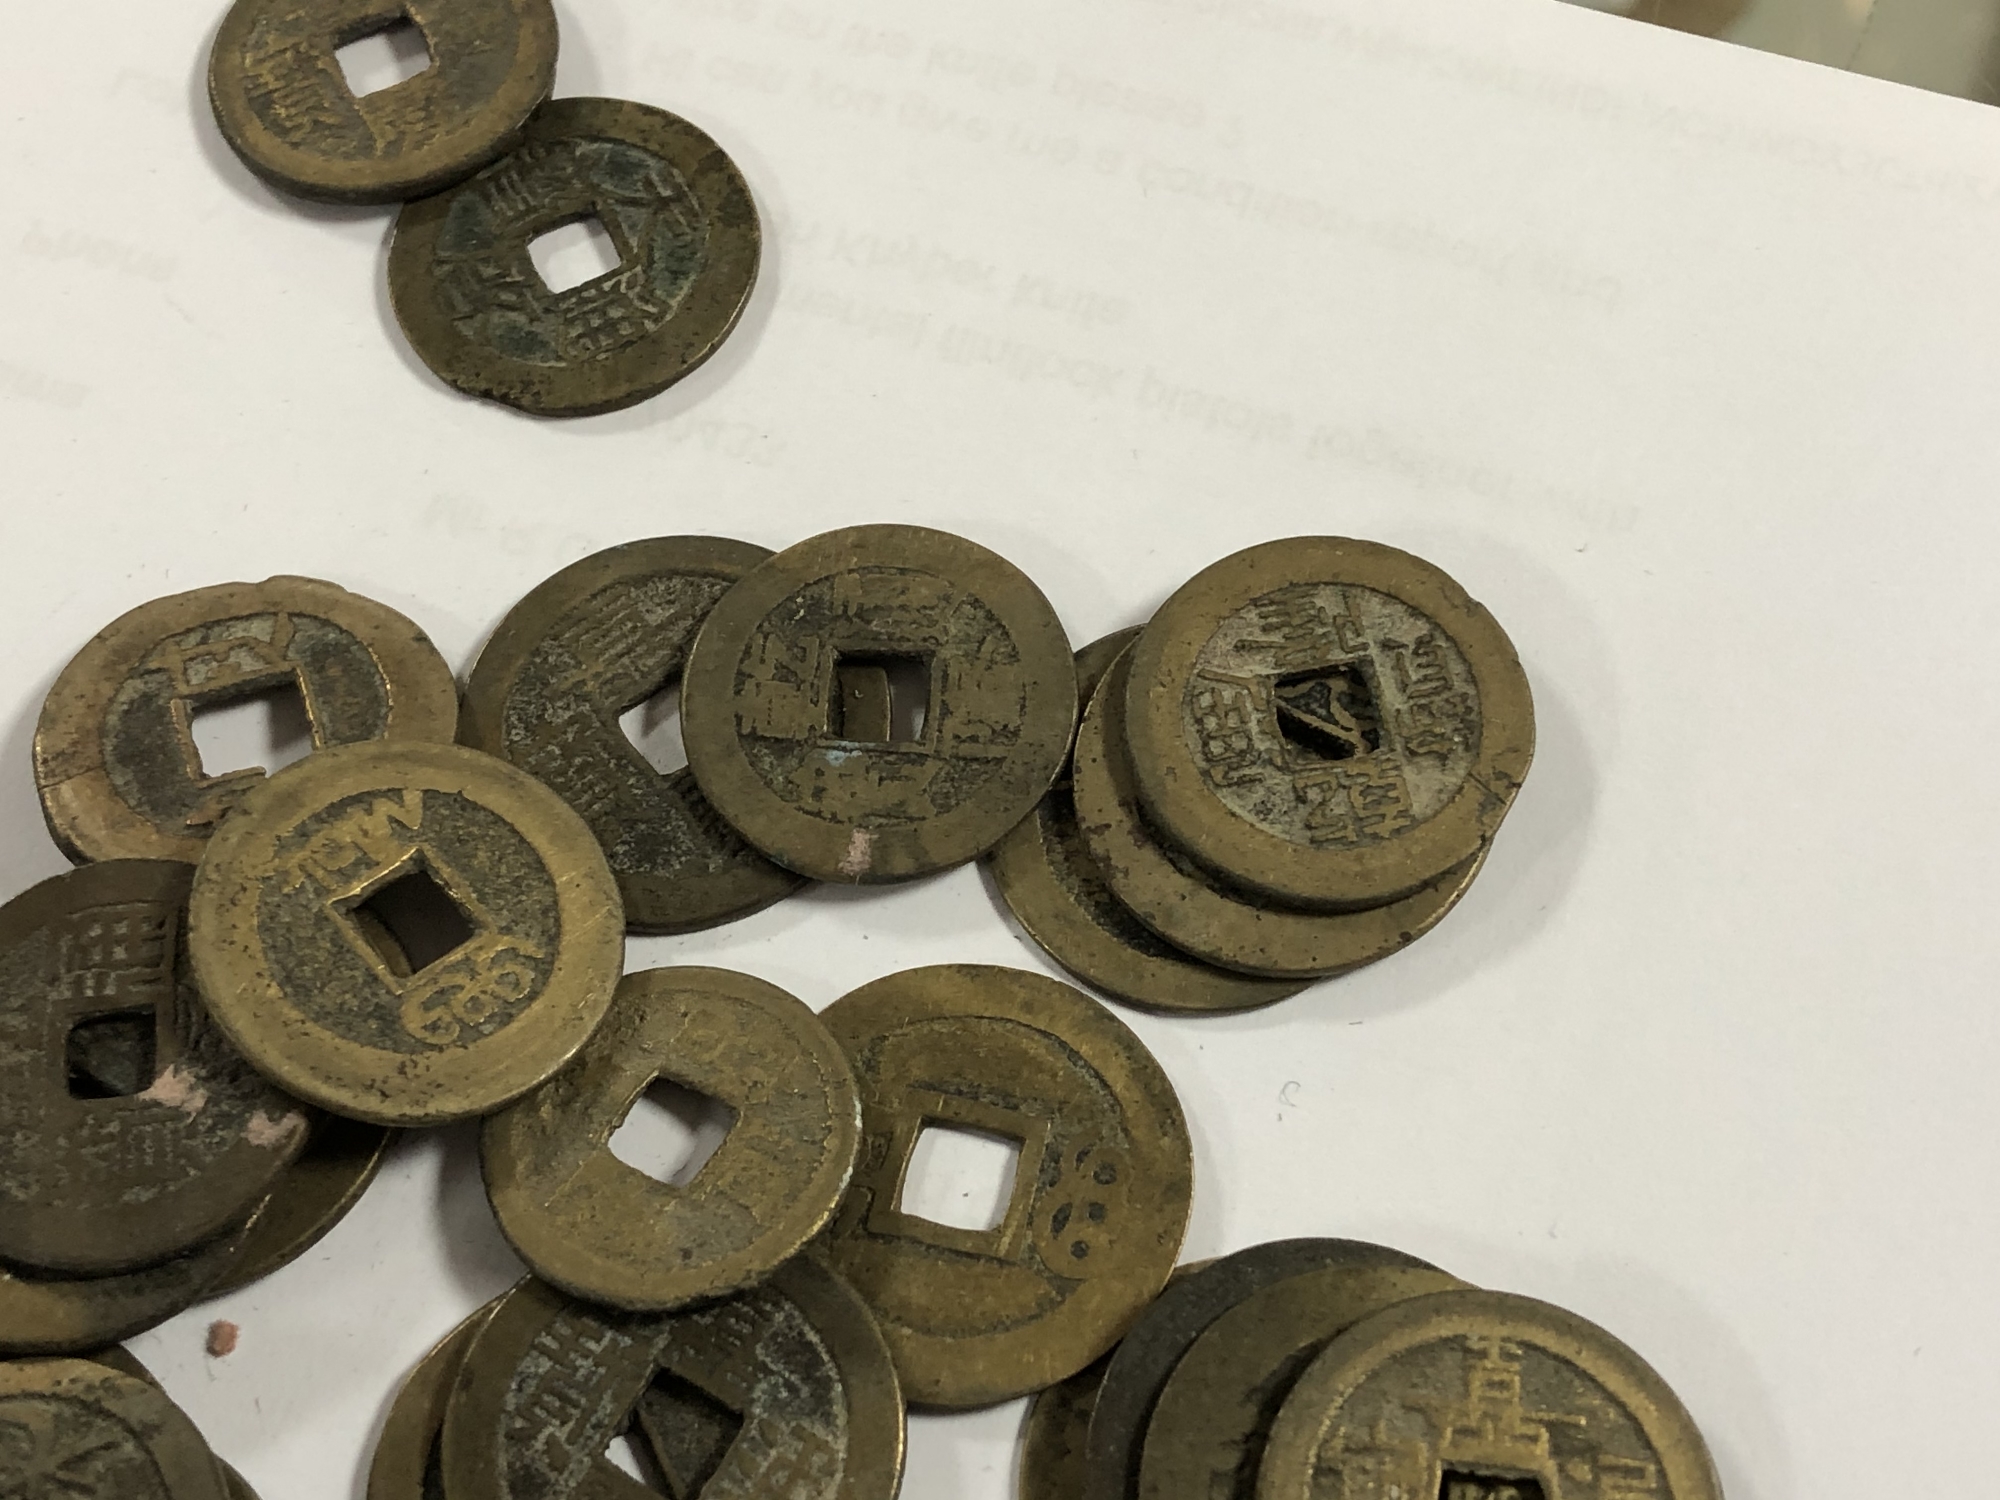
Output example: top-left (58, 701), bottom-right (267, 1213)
top-left (1083, 1240), bottom-right (1440, 1500)
top-left (988, 630), bottom-right (1305, 1013)
top-left (1256, 1291), bottom-right (1724, 1500)
top-left (816, 965), bottom-right (1191, 1408)
top-left (441, 1257), bottom-right (905, 1500)
top-left (461, 537), bottom-right (805, 933)
top-left (34, 578), bottom-right (457, 866)
top-left (1019, 1350), bottom-right (1111, 1500)
top-left (0, 1359), bottom-right (229, 1500)
top-left (389, 97), bottom-right (760, 417)
top-left (188, 741), bottom-right (624, 1126)
top-left (208, 0), bottom-right (556, 204)
top-left (1125, 538), bottom-right (1533, 911)
top-left (482, 966), bottom-right (861, 1311)
top-left (0, 1217), bottom-right (257, 1356)
top-left (0, 861), bottom-right (311, 1276)
top-left (1135, 1263), bottom-right (1468, 1500)
top-left (1075, 648), bottom-right (1487, 978)
top-left (209, 1113), bottom-right (398, 1294)
top-left (367, 1302), bottom-right (498, 1500)
top-left (681, 527), bottom-right (1078, 884)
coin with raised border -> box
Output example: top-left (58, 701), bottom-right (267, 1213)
top-left (79, 1348), bottom-right (261, 1500)
top-left (188, 741), bottom-right (624, 1126)
top-left (0, 1216), bottom-right (258, 1357)
top-left (0, 861), bottom-right (312, 1276)
top-left (1019, 1350), bottom-right (1111, 1500)
top-left (0, 1358), bottom-right (229, 1500)
top-left (367, 1301), bottom-right (499, 1500)
top-left (460, 537), bottom-right (806, 933)
top-left (816, 964), bottom-right (1192, 1408)
top-left (208, 1113), bottom-right (398, 1294)
top-left (681, 526), bottom-right (1077, 884)
top-left (482, 966), bottom-right (860, 1311)
top-left (1125, 538), bottom-right (1533, 910)
top-left (34, 577), bottom-right (458, 866)
top-left (389, 97), bottom-right (760, 417)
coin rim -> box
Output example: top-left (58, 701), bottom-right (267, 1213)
top-left (366, 1299), bottom-right (500, 1500)
top-left (0, 1358), bottom-right (231, 1500)
top-left (208, 1113), bottom-right (398, 1295)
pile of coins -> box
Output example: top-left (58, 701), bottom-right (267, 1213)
top-left (0, 525), bottom-right (1716, 1500)
top-left (206, 0), bottom-right (759, 416)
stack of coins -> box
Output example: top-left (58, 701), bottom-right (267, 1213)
top-left (205, 0), bottom-right (760, 416)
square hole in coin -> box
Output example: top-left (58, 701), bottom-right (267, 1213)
top-left (334, 16), bottom-right (433, 98)
top-left (619, 682), bottom-right (688, 776)
top-left (829, 652), bottom-right (932, 744)
top-left (65, 1009), bottom-right (157, 1100)
top-left (1272, 661), bottom-right (1381, 763)
top-left (529, 216), bottom-right (622, 294)
top-left (349, 860), bottom-right (476, 978)
top-left (1440, 1473), bottom-right (1549, 1500)
top-left (189, 680), bottom-right (314, 779)
top-left (610, 1368), bottom-right (744, 1495)
top-left (610, 1078), bottom-right (737, 1188)
top-left (899, 1123), bottom-right (1021, 1233)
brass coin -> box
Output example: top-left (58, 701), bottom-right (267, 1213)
top-left (188, 741), bottom-right (624, 1126)
top-left (207, 0), bottom-right (557, 205)
top-left (1075, 647), bottom-right (1487, 979)
top-left (440, 1257), bottom-right (905, 1500)
top-left (1019, 1350), bottom-right (1111, 1500)
top-left (208, 1113), bottom-right (398, 1294)
top-left (0, 1359), bottom-right (229, 1500)
top-left (367, 1302), bottom-right (498, 1500)
top-left (77, 1349), bottom-right (259, 1500)
top-left (1256, 1290), bottom-right (1724, 1500)
top-left (0, 1216), bottom-right (257, 1356)
top-left (988, 630), bottom-right (1306, 1013)
top-left (460, 537), bottom-right (806, 934)
top-left (1125, 538), bottom-right (1534, 910)
top-left (0, 861), bottom-right (311, 1276)
top-left (482, 966), bottom-right (861, 1311)
top-left (681, 526), bottom-right (1078, 884)
top-left (1082, 1239), bottom-right (1440, 1500)
top-left (388, 97), bottom-right (760, 417)
top-left (816, 964), bottom-right (1192, 1408)
top-left (34, 576), bottom-right (458, 865)
top-left (1136, 1263), bottom-right (1469, 1500)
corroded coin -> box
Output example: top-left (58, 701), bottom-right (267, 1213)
top-left (0, 861), bottom-right (311, 1276)
top-left (188, 741), bottom-right (624, 1126)
top-left (1135, 1262), bottom-right (1468, 1500)
top-left (1083, 1239), bottom-right (1440, 1500)
top-left (482, 966), bottom-right (861, 1311)
top-left (440, 1257), bottom-right (905, 1500)
top-left (1256, 1290), bottom-right (1724, 1500)
top-left (1019, 1350), bottom-right (1111, 1500)
top-left (209, 1113), bottom-right (398, 1294)
top-left (1076, 647), bottom-right (1487, 978)
top-left (987, 630), bottom-right (1305, 1013)
top-left (0, 1359), bottom-right (229, 1500)
top-left (367, 1302), bottom-right (498, 1500)
top-left (1125, 538), bottom-right (1533, 910)
top-left (34, 576), bottom-right (458, 865)
top-left (681, 527), bottom-right (1078, 884)
top-left (0, 1217), bottom-right (257, 1356)
top-left (207, 0), bottom-right (557, 204)
top-left (816, 964), bottom-right (1192, 1407)
top-left (460, 537), bottom-right (806, 933)
top-left (389, 97), bottom-right (760, 417)
top-left (78, 1349), bottom-right (260, 1500)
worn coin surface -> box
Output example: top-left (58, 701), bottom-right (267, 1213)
top-left (441, 1256), bottom-right (905, 1500)
top-left (209, 1113), bottom-right (398, 1294)
top-left (1256, 1290), bottom-right (1724, 1500)
top-left (461, 537), bottom-right (806, 933)
top-left (1135, 1262), bottom-right (1469, 1500)
top-left (35, 577), bottom-right (458, 866)
top-left (367, 1302), bottom-right (498, 1500)
top-left (188, 741), bottom-right (624, 1126)
top-left (79, 1349), bottom-right (260, 1500)
top-left (483, 966), bottom-right (861, 1311)
top-left (1125, 538), bottom-right (1533, 910)
top-left (1083, 1239), bottom-right (1440, 1500)
top-left (816, 964), bottom-right (1192, 1407)
top-left (389, 97), bottom-right (760, 417)
top-left (0, 861), bottom-right (311, 1276)
top-left (0, 1358), bottom-right (230, 1500)
top-left (988, 630), bottom-right (1306, 1013)
top-left (1019, 1350), bottom-right (1111, 1500)
top-left (681, 526), bottom-right (1078, 884)
top-left (208, 0), bottom-right (557, 204)
top-left (1076, 648), bottom-right (1487, 978)
top-left (0, 1217), bottom-right (257, 1356)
